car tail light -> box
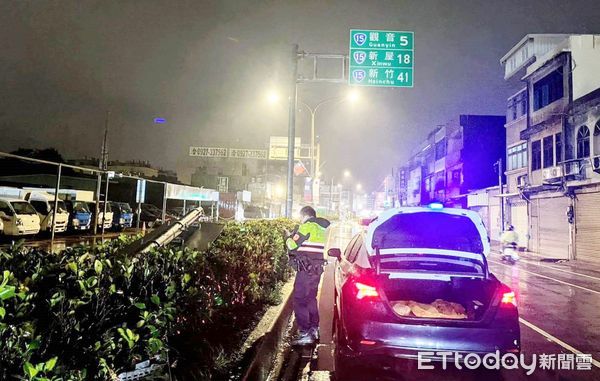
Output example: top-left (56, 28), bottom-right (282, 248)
top-left (355, 282), bottom-right (379, 300)
top-left (501, 290), bottom-right (517, 307)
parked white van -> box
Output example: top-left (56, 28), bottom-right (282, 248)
top-left (86, 201), bottom-right (114, 230)
top-left (0, 197), bottom-right (41, 236)
top-left (23, 191), bottom-right (70, 233)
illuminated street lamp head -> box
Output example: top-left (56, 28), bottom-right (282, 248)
top-left (356, 183), bottom-right (362, 191)
top-left (266, 90), bottom-right (280, 104)
top-left (343, 170), bottom-right (351, 178)
top-left (346, 89), bottom-right (360, 103)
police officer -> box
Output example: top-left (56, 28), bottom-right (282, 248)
top-left (286, 206), bottom-right (330, 346)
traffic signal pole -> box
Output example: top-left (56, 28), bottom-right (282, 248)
top-left (286, 44), bottom-right (299, 218)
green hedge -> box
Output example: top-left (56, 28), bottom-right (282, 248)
top-left (0, 219), bottom-right (295, 380)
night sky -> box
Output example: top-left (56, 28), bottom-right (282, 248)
top-left (1, 0), bottom-right (598, 190)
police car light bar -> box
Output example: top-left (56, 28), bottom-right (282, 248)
top-left (428, 202), bottom-right (444, 210)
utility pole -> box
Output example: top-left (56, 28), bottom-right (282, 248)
top-left (497, 158), bottom-right (505, 231)
top-left (101, 110), bottom-right (110, 171)
top-left (286, 44), bottom-right (299, 218)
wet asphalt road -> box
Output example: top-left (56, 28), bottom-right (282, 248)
top-left (311, 222), bottom-right (600, 381)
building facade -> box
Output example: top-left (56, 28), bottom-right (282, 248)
top-left (501, 34), bottom-right (600, 261)
top-left (402, 115), bottom-right (506, 209)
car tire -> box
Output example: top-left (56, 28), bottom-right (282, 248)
top-left (333, 311), bottom-right (354, 381)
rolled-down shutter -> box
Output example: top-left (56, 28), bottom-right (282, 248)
top-left (510, 200), bottom-right (528, 248)
top-left (537, 197), bottom-right (570, 260)
top-left (575, 192), bottom-right (600, 263)
top-left (530, 200), bottom-right (539, 253)
top-left (489, 204), bottom-right (501, 242)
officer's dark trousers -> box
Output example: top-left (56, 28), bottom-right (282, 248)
top-left (293, 269), bottom-right (322, 334)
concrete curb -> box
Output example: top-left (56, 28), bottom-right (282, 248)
top-left (241, 276), bottom-right (295, 381)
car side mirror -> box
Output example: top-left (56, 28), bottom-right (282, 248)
top-left (328, 248), bottom-right (342, 258)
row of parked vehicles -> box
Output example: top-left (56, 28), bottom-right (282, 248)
top-left (0, 187), bottom-right (137, 237)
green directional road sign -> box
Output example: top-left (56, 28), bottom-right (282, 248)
top-left (349, 29), bottom-right (414, 87)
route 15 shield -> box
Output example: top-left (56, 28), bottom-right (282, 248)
top-left (352, 69), bottom-right (366, 82)
top-left (353, 33), bottom-right (367, 46)
top-left (353, 51), bottom-right (366, 65)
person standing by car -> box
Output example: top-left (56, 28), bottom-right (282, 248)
top-left (286, 206), bottom-right (330, 346)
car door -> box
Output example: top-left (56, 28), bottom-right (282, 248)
top-left (334, 234), bottom-right (363, 311)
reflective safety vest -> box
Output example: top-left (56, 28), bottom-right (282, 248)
top-left (286, 217), bottom-right (330, 259)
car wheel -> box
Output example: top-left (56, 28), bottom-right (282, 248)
top-left (333, 311), bottom-right (354, 381)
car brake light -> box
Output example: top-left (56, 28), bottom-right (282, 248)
top-left (501, 291), bottom-right (517, 307)
top-left (355, 282), bottom-right (379, 300)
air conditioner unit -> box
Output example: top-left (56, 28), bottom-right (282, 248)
top-left (564, 160), bottom-right (582, 177)
top-left (517, 174), bottom-right (529, 188)
top-left (542, 166), bottom-right (563, 181)
top-left (593, 155), bottom-right (600, 174)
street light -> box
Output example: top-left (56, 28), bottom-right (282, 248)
top-left (343, 170), bottom-right (351, 178)
top-left (356, 183), bottom-right (362, 191)
top-left (300, 89), bottom-right (361, 182)
top-left (347, 88), bottom-right (360, 103)
top-left (266, 89), bottom-right (280, 104)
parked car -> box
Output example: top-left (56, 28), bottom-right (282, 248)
top-left (329, 205), bottom-right (520, 378)
top-left (244, 205), bottom-right (268, 219)
top-left (110, 201), bottom-right (134, 231)
top-left (135, 203), bottom-right (161, 227)
top-left (64, 200), bottom-right (92, 232)
top-left (87, 202), bottom-right (114, 230)
top-left (0, 197), bottom-right (41, 236)
top-left (136, 203), bottom-right (176, 227)
top-left (23, 191), bottom-right (70, 234)
top-left (168, 205), bottom-right (202, 218)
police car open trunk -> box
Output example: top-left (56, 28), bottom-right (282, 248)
top-left (366, 208), bottom-right (505, 324)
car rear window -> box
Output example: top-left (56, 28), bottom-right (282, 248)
top-left (372, 212), bottom-right (484, 254)
top-left (380, 255), bottom-right (484, 275)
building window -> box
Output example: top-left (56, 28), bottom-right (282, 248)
top-left (508, 99), bottom-right (517, 121)
top-left (533, 69), bottom-right (564, 111)
top-left (506, 92), bottom-right (527, 122)
top-left (577, 126), bottom-right (590, 159)
top-left (555, 133), bottom-right (562, 164)
top-left (543, 136), bottom-right (554, 168)
top-left (451, 169), bottom-right (461, 185)
top-left (424, 176), bottom-right (431, 192)
top-left (531, 140), bottom-right (542, 171)
top-left (435, 138), bottom-right (446, 160)
top-left (507, 142), bottom-right (527, 170)
top-left (519, 92), bottom-right (528, 116)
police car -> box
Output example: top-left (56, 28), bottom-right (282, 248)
top-left (328, 204), bottom-right (520, 378)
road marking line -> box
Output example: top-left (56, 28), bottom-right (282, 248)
top-left (488, 259), bottom-right (600, 296)
top-left (491, 251), bottom-right (600, 282)
top-left (519, 317), bottom-right (600, 368)
top-left (519, 259), bottom-right (600, 282)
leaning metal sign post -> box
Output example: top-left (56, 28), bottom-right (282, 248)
top-left (349, 29), bottom-right (414, 87)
